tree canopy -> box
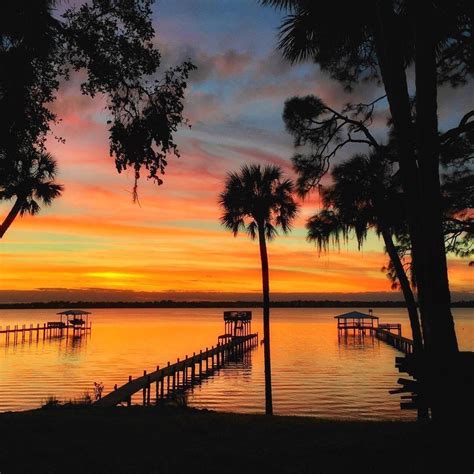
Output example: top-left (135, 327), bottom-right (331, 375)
top-left (0, 0), bottom-right (195, 215)
top-left (219, 164), bottom-right (299, 241)
top-left (261, 0), bottom-right (473, 89)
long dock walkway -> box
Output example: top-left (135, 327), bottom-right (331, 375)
top-left (374, 327), bottom-right (413, 354)
top-left (0, 322), bottom-right (91, 345)
top-left (95, 333), bottom-right (258, 407)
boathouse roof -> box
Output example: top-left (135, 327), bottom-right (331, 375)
top-left (334, 311), bottom-right (378, 320)
top-left (223, 310), bottom-right (252, 321)
top-left (56, 310), bottom-right (92, 316)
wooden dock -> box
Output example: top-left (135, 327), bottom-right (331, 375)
top-left (393, 351), bottom-right (474, 418)
top-left (95, 333), bottom-right (258, 408)
top-left (374, 326), bottom-right (413, 354)
top-left (0, 322), bottom-right (92, 345)
top-left (335, 311), bottom-right (420, 413)
top-left (335, 311), bottom-right (414, 355)
top-left (1, 309), bottom-right (93, 346)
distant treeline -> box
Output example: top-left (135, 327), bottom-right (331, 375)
top-left (0, 300), bottom-right (473, 309)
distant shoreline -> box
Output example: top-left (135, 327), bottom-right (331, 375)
top-left (0, 300), bottom-right (473, 309)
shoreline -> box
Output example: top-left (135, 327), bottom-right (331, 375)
top-left (1, 300), bottom-right (473, 309)
top-left (0, 406), bottom-right (470, 473)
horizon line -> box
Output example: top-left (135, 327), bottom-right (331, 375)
top-left (1, 299), bottom-right (473, 309)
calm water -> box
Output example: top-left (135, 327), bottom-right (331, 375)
top-left (0, 308), bottom-right (472, 419)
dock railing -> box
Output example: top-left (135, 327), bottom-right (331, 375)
top-left (95, 333), bottom-right (258, 408)
top-left (374, 327), bottom-right (413, 354)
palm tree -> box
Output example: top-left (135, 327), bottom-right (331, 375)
top-left (219, 164), bottom-right (299, 415)
top-left (261, 0), bottom-right (472, 355)
top-left (306, 153), bottom-right (424, 353)
top-left (0, 151), bottom-right (63, 239)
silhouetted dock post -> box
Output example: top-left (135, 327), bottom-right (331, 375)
top-left (185, 355), bottom-right (188, 386)
top-left (160, 366), bottom-right (165, 400)
top-left (155, 365), bottom-right (160, 401)
top-left (192, 352), bottom-right (196, 382)
top-left (142, 370), bottom-right (147, 405)
top-left (146, 373), bottom-right (151, 405)
top-left (127, 376), bottom-right (132, 406)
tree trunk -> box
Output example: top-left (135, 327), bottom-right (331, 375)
top-left (381, 228), bottom-right (424, 353)
top-left (374, 1), bottom-right (458, 354)
top-left (0, 197), bottom-right (24, 239)
top-left (373, 1), bottom-right (428, 339)
top-left (258, 222), bottom-right (273, 415)
top-left (413, 1), bottom-right (458, 354)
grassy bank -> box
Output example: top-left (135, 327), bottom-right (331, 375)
top-left (0, 406), bottom-right (470, 473)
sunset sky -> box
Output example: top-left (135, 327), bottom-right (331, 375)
top-left (0, 0), bottom-right (472, 302)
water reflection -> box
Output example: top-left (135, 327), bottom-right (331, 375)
top-left (337, 333), bottom-right (377, 350)
top-left (57, 333), bottom-right (90, 358)
top-left (0, 308), bottom-right (471, 419)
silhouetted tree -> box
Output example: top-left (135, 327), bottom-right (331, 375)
top-left (0, 151), bottom-right (63, 238)
top-left (284, 93), bottom-right (472, 356)
top-left (307, 153), bottom-right (424, 353)
top-left (440, 121), bottom-right (474, 258)
top-left (262, 0), bottom-right (474, 356)
top-left (0, 0), bottom-right (195, 236)
top-left (219, 164), bottom-right (299, 415)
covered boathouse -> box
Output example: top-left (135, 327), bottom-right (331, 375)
top-left (219, 311), bottom-right (252, 343)
top-left (335, 310), bottom-right (379, 336)
top-left (56, 309), bottom-right (92, 335)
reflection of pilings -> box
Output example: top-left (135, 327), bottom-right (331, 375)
top-left (96, 333), bottom-right (259, 408)
top-left (337, 326), bottom-right (414, 355)
top-left (338, 331), bottom-right (376, 348)
top-left (1, 323), bottom-right (92, 346)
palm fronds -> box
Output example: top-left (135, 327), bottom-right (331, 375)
top-left (219, 163), bottom-right (298, 241)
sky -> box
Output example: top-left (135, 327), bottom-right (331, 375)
top-left (0, 0), bottom-right (472, 303)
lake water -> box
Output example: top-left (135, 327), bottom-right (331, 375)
top-left (0, 307), bottom-right (471, 419)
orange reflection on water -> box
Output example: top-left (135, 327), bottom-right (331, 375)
top-left (0, 308), bottom-right (471, 419)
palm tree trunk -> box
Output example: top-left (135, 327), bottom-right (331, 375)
top-left (413, 1), bottom-right (458, 355)
top-left (381, 228), bottom-right (423, 354)
top-left (373, 2), bottom-right (426, 336)
top-left (0, 197), bottom-right (24, 239)
top-left (258, 222), bottom-right (273, 415)
top-left (373, 1), bottom-right (459, 355)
